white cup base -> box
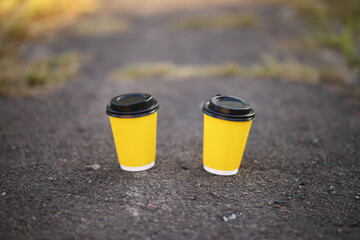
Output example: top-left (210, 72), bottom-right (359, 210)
top-left (120, 161), bottom-right (155, 172)
top-left (203, 165), bottom-right (238, 176)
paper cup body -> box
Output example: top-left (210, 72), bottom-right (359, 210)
top-left (203, 114), bottom-right (252, 175)
top-left (202, 95), bottom-right (255, 176)
top-left (106, 93), bottom-right (159, 171)
top-left (109, 112), bottom-right (157, 171)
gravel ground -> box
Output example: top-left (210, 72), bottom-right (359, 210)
top-left (0, 4), bottom-right (359, 240)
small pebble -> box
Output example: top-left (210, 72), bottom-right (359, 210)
top-left (181, 166), bottom-right (189, 171)
top-left (218, 229), bottom-right (229, 235)
top-left (328, 186), bottom-right (336, 193)
top-left (138, 203), bottom-right (146, 208)
top-left (223, 213), bottom-right (236, 222)
top-left (210, 191), bottom-right (219, 198)
top-left (86, 164), bottom-right (100, 171)
top-left (1, 192), bottom-right (6, 196)
top-left (312, 138), bottom-right (319, 144)
top-left (147, 204), bottom-right (158, 211)
top-left (48, 177), bottom-right (55, 181)
top-left (350, 221), bottom-right (360, 227)
top-left (355, 195), bottom-right (360, 200)
top-left (272, 201), bottom-right (286, 208)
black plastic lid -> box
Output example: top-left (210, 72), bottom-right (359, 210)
top-left (203, 94), bottom-right (255, 121)
top-left (106, 93), bottom-right (159, 118)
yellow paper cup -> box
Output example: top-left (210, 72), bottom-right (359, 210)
top-left (202, 95), bottom-right (255, 176)
top-left (106, 93), bottom-right (159, 171)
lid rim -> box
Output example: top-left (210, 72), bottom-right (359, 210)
top-left (106, 106), bottom-right (159, 118)
top-left (106, 93), bottom-right (159, 118)
top-left (202, 95), bottom-right (255, 122)
top-left (203, 105), bottom-right (255, 122)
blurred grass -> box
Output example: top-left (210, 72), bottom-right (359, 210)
top-left (0, 0), bottom-right (98, 44)
top-left (0, 52), bottom-right (82, 96)
top-left (0, 0), bottom-right (98, 96)
top-left (71, 16), bottom-right (128, 36)
top-left (113, 56), bottom-right (348, 84)
top-left (274, 0), bottom-right (360, 70)
top-left (175, 13), bottom-right (262, 30)
top-left (102, 0), bottom-right (253, 15)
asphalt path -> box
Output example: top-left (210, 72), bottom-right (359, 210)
top-left (0, 5), bottom-right (359, 240)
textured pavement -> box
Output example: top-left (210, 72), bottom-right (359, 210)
top-left (0, 3), bottom-right (359, 240)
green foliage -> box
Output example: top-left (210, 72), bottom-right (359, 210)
top-left (315, 28), bottom-right (360, 68)
top-left (285, 0), bottom-right (360, 69)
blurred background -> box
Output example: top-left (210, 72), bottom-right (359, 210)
top-left (1, 1), bottom-right (360, 239)
top-left (0, 0), bottom-right (359, 97)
